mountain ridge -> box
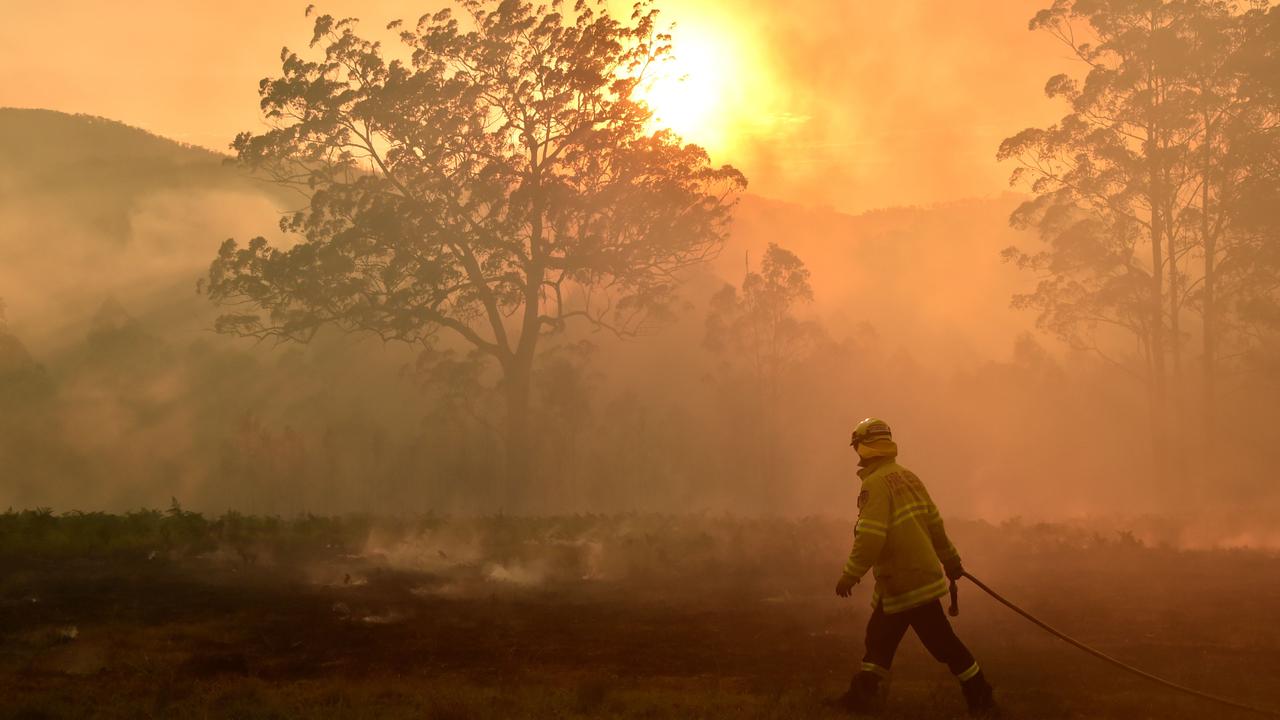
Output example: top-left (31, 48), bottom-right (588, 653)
top-left (0, 107), bottom-right (1025, 231)
top-left (0, 108), bottom-right (1034, 363)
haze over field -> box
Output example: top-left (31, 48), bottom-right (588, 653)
top-left (2, 1), bottom-right (1279, 547)
top-left (8, 5), bottom-right (1280, 720)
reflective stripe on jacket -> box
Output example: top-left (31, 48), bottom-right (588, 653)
top-left (842, 456), bottom-right (962, 614)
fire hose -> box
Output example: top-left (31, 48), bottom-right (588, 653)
top-left (948, 573), bottom-right (1280, 718)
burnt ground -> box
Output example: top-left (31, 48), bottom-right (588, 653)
top-left (2, 519), bottom-right (1280, 719)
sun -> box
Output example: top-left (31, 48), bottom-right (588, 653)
top-left (625, 5), bottom-right (794, 160)
top-left (635, 22), bottom-right (736, 153)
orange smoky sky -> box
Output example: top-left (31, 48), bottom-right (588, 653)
top-left (0, 0), bottom-right (1063, 212)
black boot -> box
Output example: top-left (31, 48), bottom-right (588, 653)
top-left (961, 671), bottom-right (998, 717)
top-left (833, 671), bottom-right (885, 715)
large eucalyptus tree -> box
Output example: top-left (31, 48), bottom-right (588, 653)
top-left (203, 1), bottom-right (745, 499)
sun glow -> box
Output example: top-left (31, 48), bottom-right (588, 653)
top-left (637, 25), bottom-right (735, 151)
top-left (628, 8), bottom-right (790, 159)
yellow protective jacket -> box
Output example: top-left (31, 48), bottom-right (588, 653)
top-left (842, 455), bottom-right (962, 614)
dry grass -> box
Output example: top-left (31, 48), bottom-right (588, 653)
top-left (1, 512), bottom-right (1278, 719)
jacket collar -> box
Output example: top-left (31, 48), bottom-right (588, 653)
top-left (857, 455), bottom-right (895, 480)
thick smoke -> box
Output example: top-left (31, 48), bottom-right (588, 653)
top-left (2, 0), bottom-right (1279, 548)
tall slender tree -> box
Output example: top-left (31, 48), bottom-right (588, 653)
top-left (1002, 0), bottom-right (1280, 479)
top-left (1000, 0), bottom-right (1199, 474)
top-left (1225, 5), bottom-right (1280, 379)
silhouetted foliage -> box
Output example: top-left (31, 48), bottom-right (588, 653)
top-left (999, 0), bottom-right (1280, 475)
top-left (704, 244), bottom-right (825, 497)
top-left (8, 108), bottom-right (1280, 517)
top-left (202, 0), bottom-right (745, 502)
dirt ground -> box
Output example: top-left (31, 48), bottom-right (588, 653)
top-left (2, 515), bottom-right (1280, 719)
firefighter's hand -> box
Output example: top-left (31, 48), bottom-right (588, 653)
top-left (835, 575), bottom-right (858, 597)
top-left (945, 562), bottom-right (965, 581)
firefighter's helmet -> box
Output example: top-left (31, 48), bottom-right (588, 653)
top-left (850, 417), bottom-right (892, 446)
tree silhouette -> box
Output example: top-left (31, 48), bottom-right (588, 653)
top-left (1229, 6), bottom-right (1280, 383)
top-left (998, 0), bottom-right (1280, 474)
top-left (705, 244), bottom-right (823, 496)
top-left (202, 0), bottom-right (745, 501)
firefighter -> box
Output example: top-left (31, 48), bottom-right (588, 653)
top-left (833, 417), bottom-right (997, 716)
